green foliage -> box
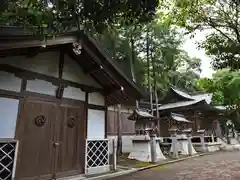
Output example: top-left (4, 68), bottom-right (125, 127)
top-left (0, 0), bottom-right (203, 100)
top-left (195, 78), bottom-right (213, 92)
top-left (196, 69), bottom-right (240, 113)
top-left (94, 24), bottom-right (146, 86)
top-left (200, 33), bottom-right (240, 70)
top-left (195, 77), bottom-right (224, 105)
top-left (160, 0), bottom-right (240, 70)
top-left (0, 0), bottom-right (159, 33)
top-left (94, 20), bottom-right (202, 94)
top-left (215, 70), bottom-right (240, 111)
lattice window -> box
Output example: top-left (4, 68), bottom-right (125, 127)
top-left (0, 141), bottom-right (17, 180)
top-left (86, 140), bottom-right (109, 169)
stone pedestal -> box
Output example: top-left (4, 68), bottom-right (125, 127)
top-left (170, 129), bottom-right (197, 156)
top-left (155, 137), bottom-right (166, 161)
top-left (198, 129), bottom-right (206, 152)
top-left (128, 135), bottom-right (166, 162)
top-left (175, 133), bottom-right (189, 155)
top-left (182, 128), bottom-right (197, 156)
top-left (237, 133), bottom-right (240, 142)
top-left (213, 120), bottom-right (222, 138)
top-left (169, 128), bottom-right (178, 158)
top-left (150, 134), bottom-right (157, 163)
top-left (128, 135), bottom-right (151, 162)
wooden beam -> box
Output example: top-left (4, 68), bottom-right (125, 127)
top-left (84, 65), bottom-right (103, 75)
top-left (106, 95), bottom-right (116, 106)
top-left (0, 89), bottom-right (23, 99)
top-left (59, 48), bottom-right (65, 79)
top-left (82, 43), bottom-right (143, 99)
top-left (0, 35), bottom-right (77, 51)
top-left (0, 45), bottom-right (61, 58)
top-left (82, 45), bottom-right (122, 89)
top-left (88, 104), bottom-right (105, 110)
top-left (0, 64), bottom-right (104, 93)
top-left (108, 132), bottom-right (135, 136)
top-left (67, 50), bottom-right (116, 95)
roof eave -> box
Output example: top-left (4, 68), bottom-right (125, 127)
top-left (0, 29), bottom-right (145, 102)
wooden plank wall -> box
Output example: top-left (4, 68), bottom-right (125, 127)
top-left (107, 108), bottom-right (135, 136)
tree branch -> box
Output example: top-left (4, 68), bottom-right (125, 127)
top-left (207, 18), bottom-right (234, 42)
top-left (218, 0), bottom-right (240, 43)
top-left (233, 0), bottom-right (240, 43)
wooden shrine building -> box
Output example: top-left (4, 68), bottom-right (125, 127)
top-left (153, 87), bottom-right (225, 137)
top-left (0, 28), bottom-right (146, 180)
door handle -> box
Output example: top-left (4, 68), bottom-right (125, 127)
top-left (53, 142), bottom-right (60, 147)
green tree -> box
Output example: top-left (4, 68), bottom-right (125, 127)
top-left (94, 19), bottom-right (202, 99)
top-left (136, 22), bottom-right (202, 95)
top-left (170, 51), bottom-right (201, 92)
top-left (215, 70), bottom-right (240, 111)
top-left (196, 70), bottom-right (240, 133)
top-left (160, 0), bottom-right (240, 70)
top-left (95, 24), bottom-right (145, 86)
top-left (0, 0), bottom-right (159, 33)
top-left (196, 69), bottom-right (240, 111)
top-left (195, 77), bottom-right (224, 105)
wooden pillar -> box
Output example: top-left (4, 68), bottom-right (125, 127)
top-left (112, 139), bottom-right (117, 170)
top-left (104, 96), bottom-right (108, 138)
top-left (117, 104), bottom-right (122, 155)
top-left (196, 119), bottom-right (201, 130)
top-left (85, 92), bottom-right (89, 139)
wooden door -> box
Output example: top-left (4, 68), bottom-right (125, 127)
top-left (16, 99), bottom-right (57, 180)
top-left (55, 103), bottom-right (86, 178)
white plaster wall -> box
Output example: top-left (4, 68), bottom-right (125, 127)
top-left (26, 79), bottom-right (57, 96)
top-left (108, 135), bottom-right (134, 153)
top-left (0, 52), bottom-right (59, 77)
top-left (108, 105), bottom-right (134, 113)
top-left (0, 98), bottom-right (19, 138)
top-left (63, 55), bottom-right (101, 88)
top-left (88, 92), bottom-right (105, 106)
top-left (87, 109), bottom-right (105, 139)
top-left (0, 71), bottom-right (21, 92)
top-left (63, 86), bottom-right (85, 101)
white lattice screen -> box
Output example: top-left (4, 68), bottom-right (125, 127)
top-left (85, 139), bottom-right (110, 174)
top-left (0, 140), bottom-right (18, 180)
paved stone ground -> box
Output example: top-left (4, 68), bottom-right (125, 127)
top-left (110, 151), bottom-right (240, 180)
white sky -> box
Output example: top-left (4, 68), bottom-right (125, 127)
top-left (182, 31), bottom-right (215, 78)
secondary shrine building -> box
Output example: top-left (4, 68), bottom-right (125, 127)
top-left (0, 29), bottom-right (145, 180)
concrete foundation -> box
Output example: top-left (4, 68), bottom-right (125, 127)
top-left (128, 136), bottom-right (166, 162)
top-left (193, 143), bottom-right (221, 152)
top-left (170, 134), bottom-right (197, 155)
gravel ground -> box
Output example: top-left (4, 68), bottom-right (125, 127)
top-left (110, 151), bottom-right (240, 180)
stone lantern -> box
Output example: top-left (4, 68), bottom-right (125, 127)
top-left (127, 109), bottom-right (166, 162)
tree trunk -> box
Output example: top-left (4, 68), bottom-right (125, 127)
top-left (130, 35), bottom-right (136, 82)
top-left (129, 30), bottom-right (139, 109)
top-left (151, 46), bottom-right (159, 119)
top-left (112, 36), bottom-right (122, 155)
top-left (150, 32), bottom-right (160, 134)
top-left (146, 25), bottom-right (153, 114)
